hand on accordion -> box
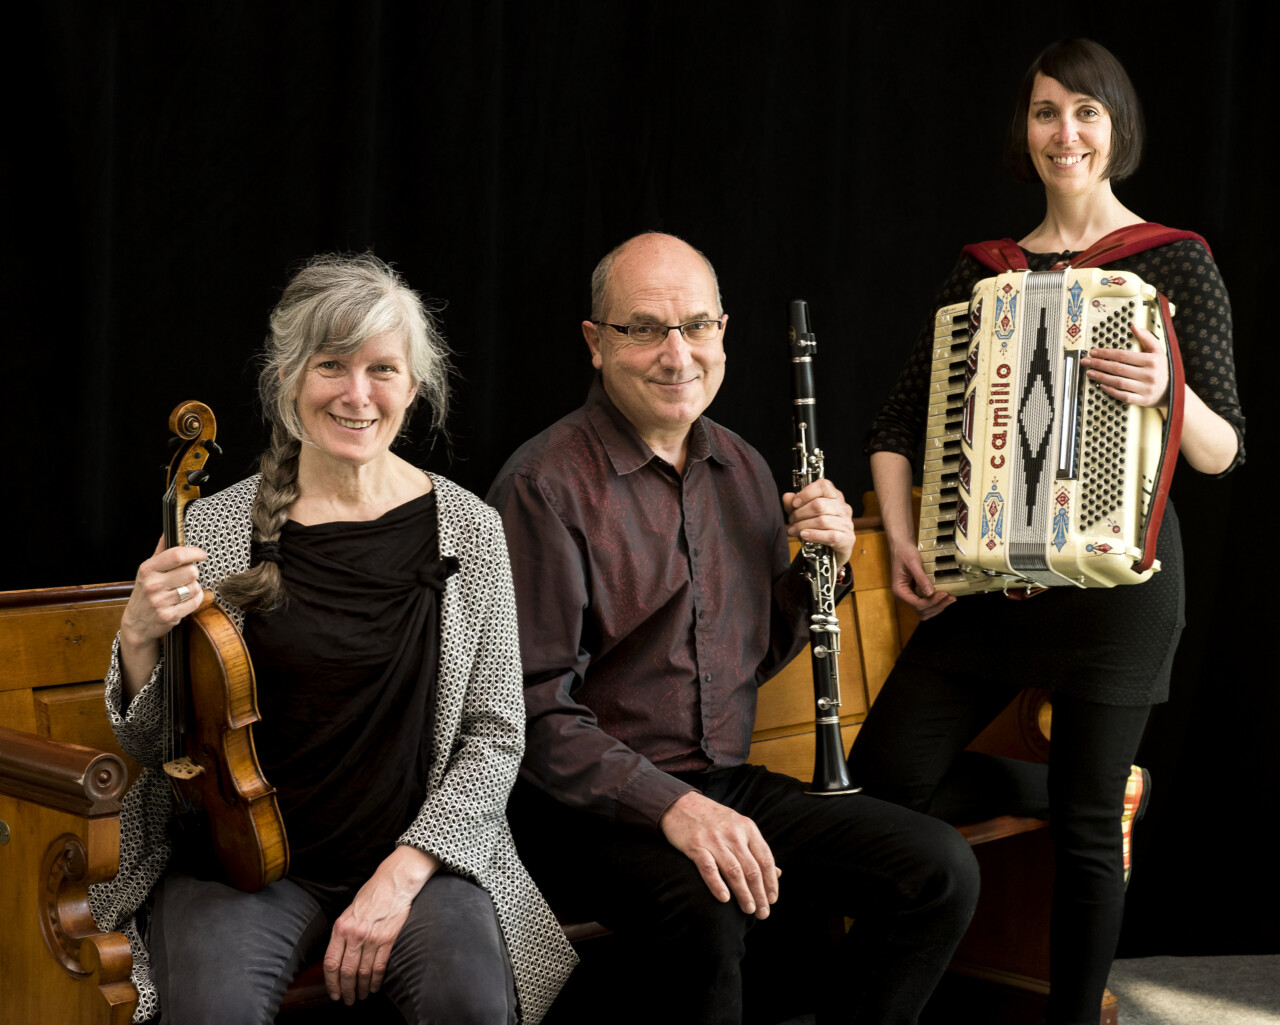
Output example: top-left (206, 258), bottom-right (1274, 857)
top-left (890, 540), bottom-right (956, 621)
top-left (1081, 323), bottom-right (1170, 411)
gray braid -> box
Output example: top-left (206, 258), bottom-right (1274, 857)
top-left (217, 425), bottom-right (301, 612)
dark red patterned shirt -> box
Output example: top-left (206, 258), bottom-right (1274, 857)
top-left (488, 378), bottom-right (812, 827)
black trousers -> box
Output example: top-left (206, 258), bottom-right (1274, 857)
top-left (509, 764), bottom-right (979, 1025)
top-left (848, 664), bottom-right (1150, 1025)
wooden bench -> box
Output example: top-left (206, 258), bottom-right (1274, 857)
top-left (0, 518), bottom-right (1110, 1024)
top-left (1, 584), bottom-right (139, 1025)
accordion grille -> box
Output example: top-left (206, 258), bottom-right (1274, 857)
top-left (1079, 299), bottom-right (1139, 531)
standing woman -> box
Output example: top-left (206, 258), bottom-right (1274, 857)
top-left (851, 39), bottom-right (1244, 1025)
top-left (90, 253), bottom-right (576, 1024)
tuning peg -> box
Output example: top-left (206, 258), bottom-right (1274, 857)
top-left (186, 469), bottom-right (210, 486)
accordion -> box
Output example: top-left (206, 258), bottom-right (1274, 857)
top-left (919, 267), bottom-right (1180, 595)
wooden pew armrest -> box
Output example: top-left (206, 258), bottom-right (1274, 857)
top-left (0, 725), bottom-right (129, 817)
top-left (0, 724), bottom-right (137, 1025)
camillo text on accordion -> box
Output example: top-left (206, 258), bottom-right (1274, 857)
top-left (919, 268), bottom-right (1181, 595)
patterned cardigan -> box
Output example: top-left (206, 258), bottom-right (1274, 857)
top-left (89, 473), bottom-right (577, 1023)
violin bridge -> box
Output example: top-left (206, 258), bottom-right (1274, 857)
top-left (163, 756), bottom-right (205, 780)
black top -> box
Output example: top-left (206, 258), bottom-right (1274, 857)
top-left (245, 489), bottom-right (455, 897)
top-left (865, 240), bottom-right (1244, 706)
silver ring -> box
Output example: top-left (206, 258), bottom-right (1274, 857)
top-left (176, 584), bottom-right (192, 602)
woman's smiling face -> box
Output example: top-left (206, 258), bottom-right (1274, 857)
top-left (1026, 72), bottom-right (1114, 195)
top-left (294, 330), bottom-right (417, 467)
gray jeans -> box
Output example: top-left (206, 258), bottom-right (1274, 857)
top-left (148, 870), bottom-right (517, 1024)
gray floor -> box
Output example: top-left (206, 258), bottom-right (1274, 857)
top-left (1109, 955), bottom-right (1280, 1025)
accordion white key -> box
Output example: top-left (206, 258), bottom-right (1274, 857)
top-left (919, 267), bottom-right (1176, 595)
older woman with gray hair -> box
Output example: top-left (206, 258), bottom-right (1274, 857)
top-left (92, 253), bottom-right (575, 1024)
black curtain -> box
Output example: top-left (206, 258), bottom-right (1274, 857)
top-left (8, 0), bottom-right (1273, 956)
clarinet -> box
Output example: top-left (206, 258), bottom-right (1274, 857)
top-left (788, 300), bottom-right (859, 796)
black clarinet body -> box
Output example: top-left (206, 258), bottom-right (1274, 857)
top-left (788, 300), bottom-right (859, 796)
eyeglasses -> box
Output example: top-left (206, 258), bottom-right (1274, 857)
top-left (593, 316), bottom-right (726, 344)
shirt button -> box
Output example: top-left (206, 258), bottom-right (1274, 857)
top-left (703, 673), bottom-right (712, 683)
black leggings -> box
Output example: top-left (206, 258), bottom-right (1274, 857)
top-left (848, 664), bottom-right (1149, 1025)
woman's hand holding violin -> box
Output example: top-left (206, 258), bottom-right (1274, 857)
top-left (118, 538), bottom-right (207, 699)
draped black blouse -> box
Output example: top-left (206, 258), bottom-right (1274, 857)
top-left (244, 490), bottom-right (458, 898)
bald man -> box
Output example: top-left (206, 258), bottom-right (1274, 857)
top-left (488, 233), bottom-right (978, 1024)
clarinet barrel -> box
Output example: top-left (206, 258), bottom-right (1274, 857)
top-left (788, 300), bottom-right (859, 796)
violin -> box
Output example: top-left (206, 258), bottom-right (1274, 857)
top-left (160, 400), bottom-right (289, 893)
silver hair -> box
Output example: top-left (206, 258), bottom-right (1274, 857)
top-left (260, 252), bottom-right (451, 444)
top-left (588, 232), bottom-right (724, 322)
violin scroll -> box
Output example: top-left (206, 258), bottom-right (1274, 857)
top-left (170, 400), bottom-right (214, 442)
top-left (165, 401), bottom-right (222, 540)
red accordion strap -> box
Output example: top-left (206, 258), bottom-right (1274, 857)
top-left (961, 223), bottom-right (1211, 273)
top-left (1068, 223), bottom-right (1212, 269)
top-left (1134, 294), bottom-right (1185, 574)
top-left (961, 238), bottom-right (1030, 272)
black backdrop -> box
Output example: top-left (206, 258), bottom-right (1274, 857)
top-left (8, 2), bottom-right (1274, 956)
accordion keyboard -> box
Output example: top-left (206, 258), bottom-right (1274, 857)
top-left (918, 302), bottom-right (972, 589)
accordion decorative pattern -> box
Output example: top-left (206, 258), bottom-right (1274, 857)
top-left (919, 268), bottom-right (1171, 594)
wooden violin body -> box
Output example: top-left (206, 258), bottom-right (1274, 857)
top-left (161, 400), bottom-right (288, 892)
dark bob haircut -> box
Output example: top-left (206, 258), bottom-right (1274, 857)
top-left (1004, 38), bottom-right (1145, 184)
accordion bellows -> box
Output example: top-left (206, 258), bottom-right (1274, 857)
top-left (920, 267), bottom-right (1172, 594)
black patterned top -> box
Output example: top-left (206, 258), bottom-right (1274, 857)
top-left (863, 238), bottom-right (1245, 706)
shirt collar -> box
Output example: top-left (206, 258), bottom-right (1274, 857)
top-left (583, 374), bottom-right (732, 476)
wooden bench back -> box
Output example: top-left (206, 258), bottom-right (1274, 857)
top-left (750, 527), bottom-right (913, 778)
top-left (0, 584), bottom-right (141, 784)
